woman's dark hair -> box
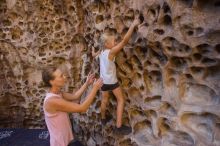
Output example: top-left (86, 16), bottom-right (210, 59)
top-left (42, 66), bottom-right (57, 87)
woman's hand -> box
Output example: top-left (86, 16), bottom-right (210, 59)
top-left (86, 72), bottom-right (95, 85)
top-left (93, 78), bottom-right (103, 90)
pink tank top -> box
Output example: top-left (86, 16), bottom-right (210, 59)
top-left (43, 93), bottom-right (74, 146)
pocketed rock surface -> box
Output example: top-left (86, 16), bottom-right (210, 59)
top-left (0, 0), bottom-right (220, 146)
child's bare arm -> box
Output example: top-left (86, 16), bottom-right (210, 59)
top-left (109, 18), bottom-right (140, 58)
top-left (92, 47), bottom-right (101, 58)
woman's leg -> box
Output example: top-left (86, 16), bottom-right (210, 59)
top-left (112, 86), bottom-right (124, 128)
top-left (101, 91), bottom-right (110, 119)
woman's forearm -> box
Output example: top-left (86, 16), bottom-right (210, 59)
top-left (73, 82), bottom-right (89, 99)
top-left (80, 87), bottom-right (98, 112)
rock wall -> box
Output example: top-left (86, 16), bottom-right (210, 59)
top-left (0, 0), bottom-right (220, 146)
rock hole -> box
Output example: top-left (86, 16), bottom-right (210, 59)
top-left (134, 120), bottom-right (151, 134)
top-left (187, 30), bottom-right (194, 36)
top-left (190, 66), bottom-right (204, 75)
top-left (168, 78), bottom-right (176, 86)
top-left (170, 57), bottom-right (187, 68)
top-left (183, 45), bottom-right (191, 52)
top-left (149, 9), bottom-right (156, 17)
top-left (131, 55), bottom-right (142, 67)
top-left (144, 95), bottom-right (161, 107)
top-left (192, 53), bottom-right (202, 61)
top-left (185, 73), bottom-right (193, 80)
top-left (196, 43), bottom-right (211, 54)
top-left (179, 0), bottom-right (193, 7)
top-left (214, 1), bottom-right (220, 7)
top-left (196, 27), bottom-right (204, 35)
top-left (154, 29), bottom-right (164, 35)
top-left (163, 15), bottom-right (172, 25)
top-left (215, 44), bottom-right (220, 53)
top-left (55, 24), bottom-right (61, 31)
top-left (139, 13), bottom-right (144, 23)
top-left (201, 57), bottom-right (217, 65)
top-left (162, 2), bottom-right (171, 13)
top-left (96, 15), bottom-right (104, 24)
top-left (143, 22), bottom-right (149, 27)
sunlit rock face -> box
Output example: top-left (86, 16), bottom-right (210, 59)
top-left (1, 0), bottom-right (220, 145)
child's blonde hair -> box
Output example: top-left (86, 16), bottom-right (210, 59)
top-left (99, 33), bottom-right (111, 51)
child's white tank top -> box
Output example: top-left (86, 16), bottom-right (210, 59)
top-left (99, 49), bottom-right (118, 84)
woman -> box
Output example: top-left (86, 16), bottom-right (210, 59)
top-left (42, 66), bottom-right (103, 146)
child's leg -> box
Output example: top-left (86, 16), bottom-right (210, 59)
top-left (112, 86), bottom-right (124, 128)
top-left (101, 91), bottom-right (110, 119)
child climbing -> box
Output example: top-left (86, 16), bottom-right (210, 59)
top-left (92, 16), bottom-right (140, 135)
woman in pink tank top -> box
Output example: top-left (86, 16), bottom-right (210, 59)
top-left (42, 66), bottom-right (103, 146)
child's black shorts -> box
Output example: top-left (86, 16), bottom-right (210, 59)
top-left (101, 82), bottom-right (119, 91)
